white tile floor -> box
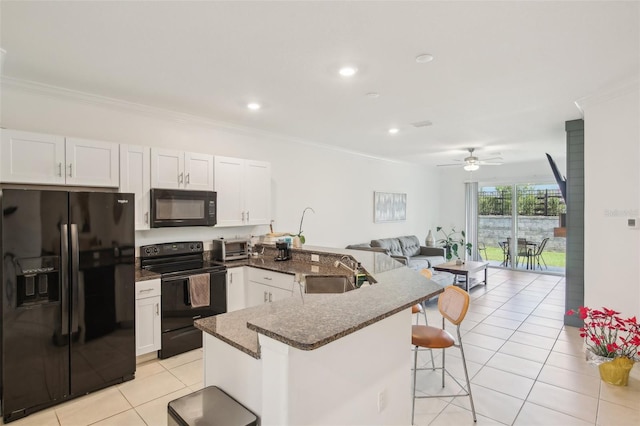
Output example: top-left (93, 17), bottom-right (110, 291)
top-left (414, 268), bottom-right (640, 426)
top-left (3, 268), bottom-right (639, 425)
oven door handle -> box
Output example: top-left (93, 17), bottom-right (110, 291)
top-left (162, 275), bottom-right (192, 283)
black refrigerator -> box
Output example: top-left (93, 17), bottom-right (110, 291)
top-left (0, 189), bottom-right (136, 423)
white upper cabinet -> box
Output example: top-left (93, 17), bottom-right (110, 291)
top-left (214, 156), bottom-right (245, 226)
top-left (214, 156), bottom-right (271, 226)
top-left (65, 137), bottom-right (119, 187)
top-left (1, 129), bottom-right (66, 185)
top-left (151, 148), bottom-right (213, 191)
top-left (244, 160), bottom-right (271, 225)
top-left (120, 144), bottom-right (151, 230)
top-left (1, 129), bottom-right (119, 187)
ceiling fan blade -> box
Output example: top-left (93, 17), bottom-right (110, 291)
top-left (480, 162), bottom-right (503, 166)
top-left (436, 163), bottom-right (461, 167)
top-left (479, 156), bottom-right (503, 162)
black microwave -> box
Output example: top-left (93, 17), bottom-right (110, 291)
top-left (150, 189), bottom-right (216, 228)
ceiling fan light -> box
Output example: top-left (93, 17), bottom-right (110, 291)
top-left (464, 163), bottom-right (479, 171)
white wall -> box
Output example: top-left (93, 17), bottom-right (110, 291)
top-left (581, 83), bottom-right (640, 319)
top-left (0, 82), bottom-right (441, 248)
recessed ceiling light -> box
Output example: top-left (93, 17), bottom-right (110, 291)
top-left (339, 66), bottom-right (358, 77)
top-left (366, 92), bottom-right (380, 99)
top-left (247, 102), bottom-right (261, 111)
top-left (388, 128), bottom-right (399, 134)
top-left (415, 53), bottom-right (434, 63)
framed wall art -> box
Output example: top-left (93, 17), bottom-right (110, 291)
top-left (373, 191), bottom-right (407, 223)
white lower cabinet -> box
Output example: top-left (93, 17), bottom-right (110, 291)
top-left (245, 268), bottom-right (294, 308)
top-left (226, 267), bottom-right (246, 313)
top-left (135, 279), bottom-right (161, 356)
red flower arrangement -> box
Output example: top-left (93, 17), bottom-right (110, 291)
top-left (567, 306), bottom-right (640, 360)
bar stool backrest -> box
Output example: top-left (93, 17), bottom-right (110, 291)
top-left (437, 286), bottom-right (470, 326)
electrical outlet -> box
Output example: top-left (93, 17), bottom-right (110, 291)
top-left (311, 254), bottom-right (320, 262)
top-left (377, 389), bottom-right (386, 413)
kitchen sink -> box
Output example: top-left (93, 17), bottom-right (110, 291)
top-left (304, 275), bottom-right (354, 294)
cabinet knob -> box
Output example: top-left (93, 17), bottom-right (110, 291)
top-left (179, 172), bottom-right (184, 184)
top-left (68, 163), bottom-right (73, 177)
top-left (247, 211), bottom-right (250, 222)
top-left (58, 162), bottom-right (63, 177)
top-left (186, 173), bottom-right (190, 184)
top-left (263, 291), bottom-right (268, 303)
top-left (155, 303), bottom-right (159, 316)
top-left (145, 212), bottom-right (149, 224)
top-left (268, 292), bottom-right (272, 302)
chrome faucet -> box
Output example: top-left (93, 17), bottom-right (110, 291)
top-left (334, 256), bottom-right (359, 289)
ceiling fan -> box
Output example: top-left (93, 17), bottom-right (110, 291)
top-left (437, 148), bottom-right (503, 171)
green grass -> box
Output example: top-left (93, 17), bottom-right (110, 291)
top-left (482, 246), bottom-right (566, 268)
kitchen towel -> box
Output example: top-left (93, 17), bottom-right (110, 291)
top-left (188, 274), bottom-right (210, 308)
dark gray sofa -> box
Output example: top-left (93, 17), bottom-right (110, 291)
top-left (347, 235), bottom-right (452, 286)
top-left (370, 235), bottom-right (446, 269)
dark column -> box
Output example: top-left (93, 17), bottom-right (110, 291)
top-left (564, 119), bottom-right (584, 327)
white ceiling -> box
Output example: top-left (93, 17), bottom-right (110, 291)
top-left (1, 1), bottom-right (638, 166)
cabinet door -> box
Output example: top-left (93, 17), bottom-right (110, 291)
top-left (268, 285), bottom-right (294, 302)
top-left (184, 152), bottom-right (214, 191)
top-left (245, 160), bottom-right (271, 225)
top-left (245, 282), bottom-right (271, 308)
top-left (120, 145), bottom-right (151, 230)
top-left (135, 295), bottom-right (161, 356)
top-left (214, 156), bottom-right (245, 226)
top-left (65, 138), bottom-right (119, 187)
top-left (1, 129), bottom-right (66, 184)
top-left (151, 148), bottom-right (184, 189)
top-left (226, 267), bottom-right (246, 312)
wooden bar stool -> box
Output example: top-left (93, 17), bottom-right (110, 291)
top-left (411, 303), bottom-right (435, 370)
top-left (411, 286), bottom-right (477, 424)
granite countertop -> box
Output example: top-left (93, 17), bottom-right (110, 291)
top-left (195, 246), bottom-right (444, 359)
top-left (135, 268), bottom-right (161, 282)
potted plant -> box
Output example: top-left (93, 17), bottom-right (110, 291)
top-left (567, 306), bottom-right (640, 386)
top-left (436, 226), bottom-right (472, 262)
top-left (290, 207), bottom-right (315, 246)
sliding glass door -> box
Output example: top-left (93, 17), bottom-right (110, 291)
top-left (478, 183), bottom-right (566, 275)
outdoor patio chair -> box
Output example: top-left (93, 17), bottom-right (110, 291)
top-left (477, 242), bottom-right (488, 261)
top-left (516, 238), bottom-right (533, 269)
top-left (499, 240), bottom-right (511, 266)
top-left (532, 237), bottom-right (549, 270)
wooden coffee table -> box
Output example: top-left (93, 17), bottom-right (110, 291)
top-left (433, 260), bottom-right (489, 292)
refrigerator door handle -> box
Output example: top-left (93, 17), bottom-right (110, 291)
top-left (70, 224), bottom-right (80, 335)
top-left (61, 224), bottom-right (69, 336)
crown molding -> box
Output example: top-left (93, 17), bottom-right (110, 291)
top-left (574, 76), bottom-right (640, 116)
top-left (0, 76), bottom-right (409, 166)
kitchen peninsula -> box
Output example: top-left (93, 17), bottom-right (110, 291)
top-left (195, 246), bottom-right (444, 425)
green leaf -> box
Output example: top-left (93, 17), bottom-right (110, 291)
top-left (299, 234), bottom-right (306, 244)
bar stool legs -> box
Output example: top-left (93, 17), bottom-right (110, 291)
top-left (410, 287), bottom-right (477, 424)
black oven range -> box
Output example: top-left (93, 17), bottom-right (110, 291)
top-left (140, 241), bottom-right (226, 359)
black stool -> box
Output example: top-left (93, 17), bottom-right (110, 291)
top-left (168, 386), bottom-right (258, 426)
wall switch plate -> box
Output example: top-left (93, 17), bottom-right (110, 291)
top-left (311, 254), bottom-right (320, 262)
top-left (377, 389), bottom-right (386, 413)
top-left (628, 217), bottom-right (639, 229)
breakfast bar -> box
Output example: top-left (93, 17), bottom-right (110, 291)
top-left (195, 246), bottom-right (444, 425)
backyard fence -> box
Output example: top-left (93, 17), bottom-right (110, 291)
top-left (479, 188), bottom-right (566, 217)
